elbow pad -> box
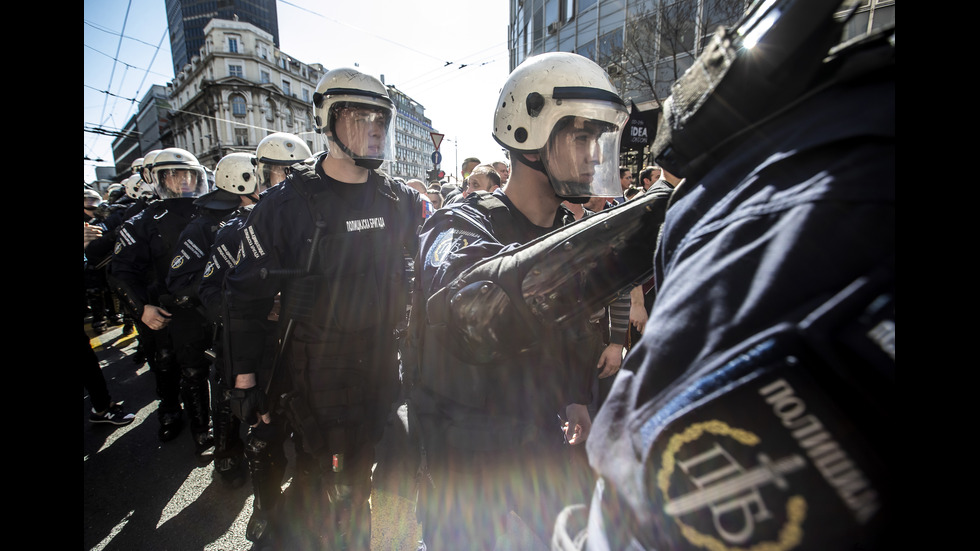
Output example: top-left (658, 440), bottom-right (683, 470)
top-left (438, 190), bottom-right (672, 361)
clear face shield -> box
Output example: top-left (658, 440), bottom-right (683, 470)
top-left (540, 113), bottom-right (626, 199)
top-left (327, 102), bottom-right (396, 169)
top-left (141, 166), bottom-right (154, 186)
top-left (257, 162), bottom-right (291, 189)
top-left (154, 166), bottom-right (210, 199)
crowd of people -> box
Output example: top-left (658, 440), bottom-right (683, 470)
top-left (84, 2), bottom-right (892, 548)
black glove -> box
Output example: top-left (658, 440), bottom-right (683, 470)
top-left (226, 386), bottom-right (267, 425)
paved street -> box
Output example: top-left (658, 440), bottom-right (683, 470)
top-left (83, 321), bottom-right (547, 551)
top-left (83, 322), bottom-right (422, 551)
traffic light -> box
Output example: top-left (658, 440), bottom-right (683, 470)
top-left (427, 168), bottom-right (446, 182)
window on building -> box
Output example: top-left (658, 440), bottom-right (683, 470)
top-left (701, 0), bottom-right (745, 52)
top-left (231, 94), bottom-right (246, 117)
top-left (235, 128), bottom-right (248, 146)
top-left (228, 36), bottom-right (239, 53)
top-left (579, 0), bottom-right (597, 13)
top-left (597, 29), bottom-right (623, 66)
top-left (229, 64), bottom-right (243, 78)
top-left (265, 98), bottom-right (276, 122)
top-left (659, 0), bottom-right (697, 59)
top-left (282, 80), bottom-right (291, 96)
top-left (284, 107), bottom-right (293, 127)
top-left (261, 71), bottom-right (270, 84)
top-left (576, 40), bottom-right (596, 61)
top-left (532, 7), bottom-right (543, 47)
top-left (840, 0), bottom-right (894, 41)
top-left (303, 89), bottom-right (310, 103)
top-left (546, 0), bottom-right (559, 33)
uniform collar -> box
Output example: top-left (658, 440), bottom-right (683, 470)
top-left (311, 151), bottom-right (400, 202)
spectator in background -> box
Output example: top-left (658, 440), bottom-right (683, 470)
top-left (426, 182), bottom-right (444, 209)
top-left (460, 164), bottom-right (501, 199)
top-left (492, 160), bottom-right (510, 187)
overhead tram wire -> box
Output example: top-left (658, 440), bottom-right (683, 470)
top-left (98, 0), bottom-right (133, 130)
top-left (278, 0), bottom-right (448, 64)
top-left (277, 0), bottom-right (508, 94)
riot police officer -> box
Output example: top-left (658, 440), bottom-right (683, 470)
top-left (165, 152), bottom-right (268, 467)
top-left (408, 51), bottom-right (657, 550)
top-left (111, 147), bottom-right (212, 446)
top-left (223, 68), bottom-right (427, 549)
top-left (197, 133), bottom-right (318, 540)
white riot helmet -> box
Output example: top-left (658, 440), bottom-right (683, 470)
top-left (215, 153), bottom-right (259, 195)
top-left (255, 132), bottom-right (313, 187)
top-left (131, 157), bottom-right (144, 178)
top-left (194, 152), bottom-right (258, 210)
top-left (492, 52), bottom-right (629, 199)
top-left (123, 174), bottom-right (143, 200)
top-left (140, 149), bottom-right (163, 185)
top-left (313, 68), bottom-right (396, 169)
top-left (150, 148), bottom-right (210, 199)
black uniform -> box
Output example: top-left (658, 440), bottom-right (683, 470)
top-left (566, 26), bottom-right (895, 551)
top-left (199, 198), bottom-right (316, 526)
top-left (223, 155), bottom-right (427, 548)
top-left (165, 203), bottom-right (241, 459)
top-left (110, 197), bottom-right (199, 440)
top-left (411, 189), bottom-right (597, 550)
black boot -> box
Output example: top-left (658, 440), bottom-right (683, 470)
top-left (158, 407), bottom-right (184, 442)
top-left (245, 434), bottom-right (286, 544)
top-left (181, 368), bottom-right (214, 464)
top-left (213, 396), bottom-right (246, 487)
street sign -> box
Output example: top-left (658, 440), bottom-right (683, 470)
top-left (430, 132), bottom-right (444, 150)
top-left (432, 151), bottom-right (442, 165)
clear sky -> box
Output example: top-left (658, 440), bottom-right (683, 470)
top-left (84, 0), bottom-right (513, 184)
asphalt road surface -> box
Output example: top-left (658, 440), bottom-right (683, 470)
top-left (83, 321), bottom-right (548, 551)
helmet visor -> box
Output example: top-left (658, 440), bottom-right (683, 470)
top-left (154, 166), bottom-right (210, 198)
top-left (328, 102), bottom-right (395, 167)
top-left (257, 162), bottom-right (292, 188)
top-left (541, 115), bottom-right (624, 199)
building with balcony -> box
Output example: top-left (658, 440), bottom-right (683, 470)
top-left (165, 18), bottom-right (323, 168)
top-left (165, 18), bottom-right (438, 179)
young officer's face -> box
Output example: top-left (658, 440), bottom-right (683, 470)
top-left (161, 168), bottom-right (199, 196)
top-left (545, 117), bottom-right (604, 186)
top-left (334, 105), bottom-right (388, 158)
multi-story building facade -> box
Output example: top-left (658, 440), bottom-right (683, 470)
top-left (165, 18), bottom-right (438, 179)
top-left (388, 84), bottom-right (438, 182)
top-left (165, 18), bottom-right (322, 168)
top-left (110, 84), bottom-right (174, 180)
top-left (166, 0), bottom-right (280, 77)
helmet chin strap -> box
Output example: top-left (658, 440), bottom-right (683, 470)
top-left (513, 151), bottom-right (590, 204)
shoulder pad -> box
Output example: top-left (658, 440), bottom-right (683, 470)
top-left (467, 190), bottom-right (508, 215)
